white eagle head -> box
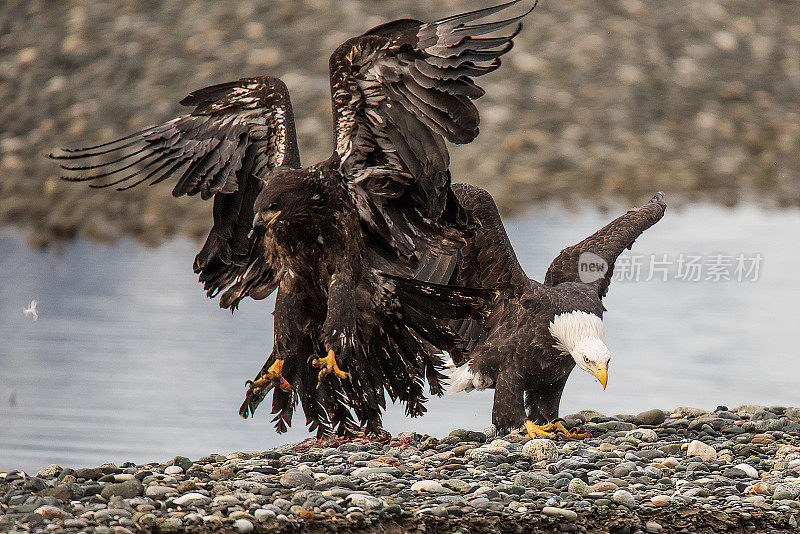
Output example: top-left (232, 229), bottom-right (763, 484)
top-left (549, 310), bottom-right (610, 388)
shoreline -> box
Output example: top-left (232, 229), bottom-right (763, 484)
top-left (2, 405), bottom-right (800, 533)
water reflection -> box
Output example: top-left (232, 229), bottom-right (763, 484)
top-left (1, 203), bottom-right (799, 473)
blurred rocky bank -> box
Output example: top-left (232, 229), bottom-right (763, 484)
top-left (1, 0), bottom-right (798, 248)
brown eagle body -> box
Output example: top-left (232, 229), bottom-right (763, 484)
top-left (51, 3), bottom-right (533, 435)
top-left (418, 184), bottom-right (667, 435)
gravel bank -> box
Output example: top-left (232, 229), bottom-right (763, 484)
top-left (3, 405), bottom-right (800, 533)
top-left (1, 1), bottom-right (799, 248)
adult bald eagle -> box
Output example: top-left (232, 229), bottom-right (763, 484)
top-left (418, 185), bottom-right (666, 437)
top-left (50, 3), bottom-right (533, 435)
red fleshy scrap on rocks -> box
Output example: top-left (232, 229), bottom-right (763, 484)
top-left (290, 429), bottom-right (392, 452)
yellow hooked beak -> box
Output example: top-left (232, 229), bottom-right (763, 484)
top-left (593, 362), bottom-right (608, 389)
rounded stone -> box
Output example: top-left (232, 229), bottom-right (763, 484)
top-left (645, 520), bottom-right (663, 533)
top-left (145, 485), bottom-right (176, 498)
top-left (280, 469), bottom-right (314, 489)
top-left (650, 495), bottom-right (671, 506)
top-left (626, 428), bottom-right (658, 442)
top-left (173, 456), bottom-right (193, 472)
top-left (567, 478), bottom-right (590, 496)
top-left (542, 506), bottom-right (578, 521)
top-left (637, 409), bottom-right (667, 426)
top-left (234, 519), bottom-right (254, 533)
top-left (513, 472), bottom-right (548, 488)
top-left (36, 464), bottom-right (63, 479)
top-left (33, 505), bottom-right (65, 520)
top-left (522, 439), bottom-right (558, 462)
top-left (590, 481), bottom-right (619, 493)
top-left (347, 494), bottom-right (384, 510)
top-left (686, 440), bottom-right (717, 460)
top-left (172, 492), bottom-right (212, 507)
top-left (100, 479), bottom-right (143, 499)
top-left (254, 508), bottom-right (276, 521)
top-left (733, 463), bottom-right (758, 478)
top-left (410, 480), bottom-right (450, 493)
top-left (612, 489), bottom-right (636, 508)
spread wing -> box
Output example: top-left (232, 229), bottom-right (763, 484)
top-left (416, 183), bottom-right (530, 361)
top-left (544, 192), bottom-right (667, 297)
top-left (329, 1), bottom-right (535, 269)
top-left (50, 77), bottom-right (300, 309)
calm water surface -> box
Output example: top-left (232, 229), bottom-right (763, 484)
top-left (1, 203), bottom-right (799, 472)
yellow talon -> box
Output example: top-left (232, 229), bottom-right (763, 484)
top-left (247, 359), bottom-right (291, 393)
top-left (551, 420), bottom-right (592, 439)
top-left (524, 420), bottom-right (556, 439)
top-left (312, 349), bottom-right (347, 380)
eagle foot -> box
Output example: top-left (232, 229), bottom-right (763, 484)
top-left (524, 420), bottom-right (557, 439)
top-left (246, 359), bottom-right (291, 393)
top-left (549, 421), bottom-right (592, 440)
top-left (312, 349), bottom-right (348, 382)
top-left (523, 420), bottom-right (591, 440)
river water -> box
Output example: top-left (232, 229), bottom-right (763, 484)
top-left (1, 203), bottom-right (798, 473)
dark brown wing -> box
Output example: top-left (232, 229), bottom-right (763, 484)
top-left (50, 77), bottom-right (300, 308)
top-left (544, 192), bottom-right (667, 298)
top-left (328, 1), bottom-right (534, 268)
top-left (419, 183), bottom-right (529, 291)
top-left (416, 183), bottom-right (530, 361)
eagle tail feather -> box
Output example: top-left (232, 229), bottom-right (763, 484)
top-left (447, 361), bottom-right (477, 394)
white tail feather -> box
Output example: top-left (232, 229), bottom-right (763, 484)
top-left (447, 361), bottom-right (493, 394)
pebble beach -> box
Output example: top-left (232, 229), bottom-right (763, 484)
top-left (3, 405), bottom-right (800, 533)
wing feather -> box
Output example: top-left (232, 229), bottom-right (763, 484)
top-left (51, 76), bottom-right (301, 307)
top-left (329, 1), bottom-right (535, 268)
top-left (544, 192), bottom-right (667, 297)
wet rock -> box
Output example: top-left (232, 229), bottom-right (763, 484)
top-left (100, 479), bottom-right (143, 499)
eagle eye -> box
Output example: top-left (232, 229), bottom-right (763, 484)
top-left (583, 355), bottom-right (590, 364)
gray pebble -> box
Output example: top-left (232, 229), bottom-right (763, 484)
top-left (612, 489), bottom-right (636, 508)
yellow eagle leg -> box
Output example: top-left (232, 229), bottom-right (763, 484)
top-left (312, 349), bottom-right (347, 380)
top-left (524, 420), bottom-right (556, 439)
top-left (247, 359), bottom-right (291, 393)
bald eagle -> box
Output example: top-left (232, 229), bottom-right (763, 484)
top-left (417, 185), bottom-right (667, 438)
top-left (50, 3), bottom-right (533, 435)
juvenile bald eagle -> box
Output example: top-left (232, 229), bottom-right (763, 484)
top-left (50, 3), bottom-right (533, 435)
top-left (418, 185), bottom-right (666, 437)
